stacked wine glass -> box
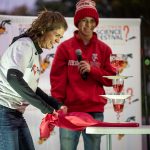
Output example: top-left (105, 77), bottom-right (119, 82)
top-left (101, 54), bottom-right (131, 122)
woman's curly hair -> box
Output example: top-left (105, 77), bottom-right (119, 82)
top-left (26, 10), bottom-right (68, 42)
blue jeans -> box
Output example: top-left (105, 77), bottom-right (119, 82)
top-left (60, 112), bottom-right (104, 150)
top-left (0, 105), bottom-right (35, 150)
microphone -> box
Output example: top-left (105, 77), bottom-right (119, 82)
top-left (75, 49), bottom-right (88, 80)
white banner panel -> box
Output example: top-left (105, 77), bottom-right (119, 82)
top-left (96, 18), bottom-right (142, 150)
top-left (0, 15), bottom-right (141, 150)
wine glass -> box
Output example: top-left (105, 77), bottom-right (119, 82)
top-left (112, 78), bottom-right (124, 94)
top-left (110, 54), bottom-right (128, 75)
top-left (112, 99), bottom-right (125, 122)
top-left (119, 54), bottom-right (128, 74)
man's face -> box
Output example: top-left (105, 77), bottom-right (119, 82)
top-left (78, 17), bottom-right (96, 38)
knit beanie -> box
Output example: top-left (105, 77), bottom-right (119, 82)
top-left (74, 0), bottom-right (99, 27)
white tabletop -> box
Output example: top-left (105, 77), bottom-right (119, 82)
top-left (86, 125), bottom-right (150, 135)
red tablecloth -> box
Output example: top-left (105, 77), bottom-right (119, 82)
top-left (39, 111), bottom-right (139, 140)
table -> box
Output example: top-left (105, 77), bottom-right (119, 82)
top-left (86, 125), bottom-right (150, 150)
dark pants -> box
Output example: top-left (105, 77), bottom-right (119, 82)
top-left (60, 112), bottom-right (104, 150)
top-left (0, 105), bottom-right (35, 150)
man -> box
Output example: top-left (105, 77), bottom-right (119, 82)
top-left (50, 0), bottom-right (116, 150)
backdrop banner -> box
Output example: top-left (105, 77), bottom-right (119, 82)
top-left (0, 15), bottom-right (141, 150)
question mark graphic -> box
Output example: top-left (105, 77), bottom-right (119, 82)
top-left (123, 25), bottom-right (129, 41)
top-left (126, 87), bottom-right (133, 104)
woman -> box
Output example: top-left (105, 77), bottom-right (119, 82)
top-left (0, 10), bottom-right (68, 150)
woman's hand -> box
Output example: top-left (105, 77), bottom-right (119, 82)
top-left (52, 106), bottom-right (67, 117)
top-left (52, 109), bottom-right (59, 117)
top-left (59, 105), bottom-right (68, 114)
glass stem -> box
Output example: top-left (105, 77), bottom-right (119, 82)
top-left (117, 112), bottom-right (120, 122)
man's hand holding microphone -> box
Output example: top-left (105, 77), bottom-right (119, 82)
top-left (76, 49), bottom-right (91, 80)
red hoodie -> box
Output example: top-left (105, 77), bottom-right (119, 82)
top-left (50, 31), bottom-right (116, 113)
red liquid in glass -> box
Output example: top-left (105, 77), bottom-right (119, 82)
top-left (111, 60), bottom-right (127, 70)
top-left (113, 104), bottom-right (124, 113)
top-left (113, 84), bottom-right (124, 93)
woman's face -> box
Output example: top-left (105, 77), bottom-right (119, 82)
top-left (39, 27), bottom-right (65, 49)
